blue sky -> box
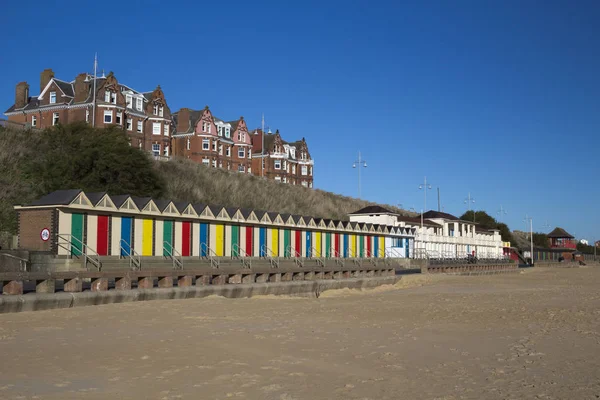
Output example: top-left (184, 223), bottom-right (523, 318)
top-left (1, 0), bottom-right (599, 240)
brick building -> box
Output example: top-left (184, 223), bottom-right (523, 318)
top-left (3, 68), bottom-right (173, 159)
top-left (251, 129), bottom-right (314, 187)
top-left (171, 106), bottom-right (253, 173)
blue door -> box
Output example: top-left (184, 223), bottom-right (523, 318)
top-left (120, 217), bottom-right (132, 256)
top-left (405, 238), bottom-right (409, 258)
top-left (259, 227), bottom-right (266, 256)
top-left (200, 223), bottom-right (208, 256)
top-left (306, 231), bottom-right (312, 257)
top-left (343, 234), bottom-right (349, 258)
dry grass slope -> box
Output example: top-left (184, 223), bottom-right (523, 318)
top-left (156, 157), bottom-right (408, 221)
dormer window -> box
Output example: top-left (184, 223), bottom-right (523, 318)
top-left (237, 132), bottom-right (245, 142)
top-left (153, 105), bottom-right (159, 115)
top-left (126, 94), bottom-right (132, 108)
top-left (202, 121), bottom-right (211, 133)
top-left (136, 98), bottom-right (142, 111)
top-left (104, 90), bottom-right (116, 104)
top-left (49, 91), bottom-right (56, 104)
top-left (217, 126), bottom-right (223, 136)
top-left (159, 106), bottom-right (164, 117)
top-left (225, 128), bottom-right (230, 138)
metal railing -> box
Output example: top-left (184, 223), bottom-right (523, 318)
top-left (309, 247), bottom-right (325, 267)
top-left (365, 249), bottom-right (378, 265)
top-left (163, 241), bottom-right (183, 270)
top-left (0, 253), bottom-right (29, 272)
top-left (201, 243), bottom-right (220, 269)
top-left (285, 245), bottom-right (304, 268)
top-left (57, 234), bottom-right (102, 271)
top-left (332, 249), bottom-right (344, 267)
top-left (260, 245), bottom-right (279, 268)
top-left (232, 243), bottom-right (252, 269)
top-left (119, 239), bottom-right (141, 270)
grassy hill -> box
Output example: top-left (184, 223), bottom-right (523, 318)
top-left (0, 124), bottom-right (410, 245)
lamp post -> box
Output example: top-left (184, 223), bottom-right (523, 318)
top-left (524, 215), bottom-right (533, 265)
top-left (464, 192), bottom-right (475, 221)
top-left (497, 205), bottom-right (507, 220)
top-left (410, 207), bottom-right (425, 258)
top-left (418, 177), bottom-right (432, 212)
top-left (352, 151), bottom-right (367, 198)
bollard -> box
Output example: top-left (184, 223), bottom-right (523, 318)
top-left (292, 272), bottom-right (304, 281)
top-left (158, 276), bottom-right (173, 288)
top-left (36, 279), bottom-right (56, 294)
top-left (2, 280), bottom-right (23, 295)
top-left (137, 277), bottom-right (154, 289)
top-left (242, 274), bottom-right (255, 284)
top-left (228, 274), bottom-right (242, 284)
top-left (268, 273), bottom-right (281, 283)
top-left (196, 275), bottom-right (211, 285)
top-left (115, 276), bottom-right (132, 290)
top-left (91, 277), bottom-right (108, 292)
top-left (256, 273), bottom-right (269, 283)
top-left (212, 275), bottom-right (228, 285)
top-left (281, 272), bottom-right (293, 282)
top-left (178, 276), bottom-right (193, 287)
top-left (64, 278), bottom-right (83, 292)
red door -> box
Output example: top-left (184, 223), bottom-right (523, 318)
top-left (295, 230), bottom-right (301, 257)
top-left (245, 226), bottom-right (253, 256)
top-left (334, 234), bottom-right (340, 256)
top-left (182, 221), bottom-right (191, 256)
top-left (366, 235), bottom-right (372, 257)
top-left (97, 215), bottom-right (109, 256)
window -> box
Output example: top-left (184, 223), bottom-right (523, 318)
top-left (302, 181), bottom-right (308, 187)
top-left (212, 159), bottom-right (217, 168)
top-left (153, 105), bottom-right (159, 115)
top-left (126, 95), bottom-right (132, 108)
top-left (152, 122), bottom-right (160, 135)
top-left (116, 112), bottom-right (122, 125)
top-left (105, 90), bottom-right (116, 104)
top-left (52, 112), bottom-right (59, 126)
top-left (238, 164), bottom-right (245, 172)
top-left (225, 128), bottom-right (230, 138)
top-left (163, 124), bottom-right (169, 136)
top-left (226, 146), bottom-right (230, 157)
top-left (110, 91), bottom-right (116, 104)
top-left (152, 144), bottom-right (160, 156)
top-left (212, 141), bottom-right (216, 151)
top-left (126, 118), bottom-right (132, 131)
top-left (163, 145), bottom-right (169, 157)
top-left (31, 115), bottom-right (37, 127)
top-left (301, 165), bottom-right (308, 176)
top-left (218, 126), bottom-right (222, 136)
top-left (202, 139), bottom-right (209, 150)
top-left (248, 152), bottom-right (252, 159)
top-left (238, 147), bottom-right (245, 158)
top-left (309, 167), bottom-right (313, 176)
top-left (219, 161), bottom-right (223, 168)
top-left (218, 144), bottom-right (223, 155)
top-left (283, 160), bottom-right (287, 170)
top-left (292, 165), bottom-right (296, 174)
top-left (238, 131), bottom-right (245, 142)
top-left (283, 177), bottom-right (287, 183)
top-left (202, 158), bottom-right (209, 166)
top-left (104, 91), bottom-right (110, 102)
top-left (136, 98), bottom-right (142, 111)
top-left (104, 110), bottom-right (112, 123)
top-left (186, 138), bottom-right (191, 150)
top-left (309, 182), bottom-right (313, 188)
top-left (86, 109), bottom-right (90, 123)
top-left (49, 91), bottom-right (56, 104)
top-left (202, 121), bottom-right (209, 133)
top-left (275, 176), bottom-right (281, 182)
top-left (138, 141), bottom-right (142, 149)
top-left (274, 160), bottom-right (281, 170)
top-left (137, 121), bottom-right (143, 133)
top-left (159, 106), bottom-right (163, 117)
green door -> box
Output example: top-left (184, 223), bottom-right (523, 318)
top-left (325, 233), bottom-right (331, 258)
top-left (163, 220), bottom-right (173, 256)
top-left (284, 230), bottom-right (291, 257)
top-left (231, 225), bottom-right (239, 257)
top-left (359, 235), bottom-right (365, 258)
top-left (71, 213), bottom-right (84, 256)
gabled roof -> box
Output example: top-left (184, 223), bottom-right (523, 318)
top-left (27, 189), bottom-right (82, 206)
top-left (422, 210), bottom-right (458, 220)
top-left (54, 79), bottom-right (74, 97)
top-left (83, 192), bottom-right (106, 206)
top-left (173, 201), bottom-right (190, 213)
top-left (109, 195), bottom-right (130, 208)
top-left (547, 227), bottom-right (574, 239)
top-left (131, 197), bottom-right (153, 210)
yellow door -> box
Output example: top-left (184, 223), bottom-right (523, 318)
top-left (216, 224), bottom-right (224, 256)
top-left (142, 219), bottom-right (153, 256)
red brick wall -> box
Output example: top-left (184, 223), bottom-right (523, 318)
top-left (17, 209), bottom-right (56, 251)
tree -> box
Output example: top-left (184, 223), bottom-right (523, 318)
top-left (23, 122), bottom-right (166, 198)
top-left (531, 233), bottom-right (549, 248)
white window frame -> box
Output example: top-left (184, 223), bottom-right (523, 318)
top-left (217, 126), bottom-right (223, 136)
top-left (186, 138), bottom-right (191, 150)
top-left (163, 145), bottom-right (169, 157)
top-left (126, 94), bottom-right (132, 108)
top-left (226, 146), bottom-right (231, 157)
top-left (136, 98), bottom-right (142, 111)
top-left (52, 112), bottom-right (59, 126)
top-left (104, 91), bottom-right (110, 102)
top-left (85, 109), bottom-right (89, 123)
top-left (275, 176), bottom-right (281, 182)
top-left (110, 91), bottom-right (117, 104)
top-left (202, 139), bottom-right (210, 150)
top-left (202, 158), bottom-right (209, 166)
top-left (225, 127), bottom-right (230, 138)
top-left (159, 106), bottom-right (164, 117)
top-left (126, 118), bottom-right (132, 131)
top-left (292, 165), bottom-right (296, 174)
top-left (104, 110), bottom-right (113, 124)
top-left (137, 121), bottom-right (143, 133)
top-left (238, 147), bottom-right (245, 158)
top-left (218, 144), bottom-right (223, 155)
top-left (49, 91), bottom-right (56, 104)
top-left (152, 122), bottom-right (161, 135)
top-left (212, 141), bottom-right (216, 151)
top-left (153, 105), bottom-right (159, 115)
top-left (152, 143), bottom-right (160, 156)
top-left (116, 111), bottom-right (122, 125)
top-left (31, 115), bottom-right (37, 127)
top-left (301, 165), bottom-right (308, 176)
top-left (163, 124), bottom-right (169, 136)
top-left (274, 160), bottom-right (281, 170)
top-left (212, 159), bottom-right (217, 168)
top-left (238, 164), bottom-right (245, 172)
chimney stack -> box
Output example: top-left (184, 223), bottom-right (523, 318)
top-left (40, 68), bottom-right (54, 93)
top-left (74, 73), bottom-right (89, 103)
top-left (177, 108), bottom-right (191, 133)
top-left (15, 82), bottom-right (29, 109)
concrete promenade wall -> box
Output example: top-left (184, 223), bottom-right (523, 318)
top-left (0, 276), bottom-right (399, 314)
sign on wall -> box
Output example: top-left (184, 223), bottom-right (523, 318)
top-left (40, 228), bottom-right (50, 242)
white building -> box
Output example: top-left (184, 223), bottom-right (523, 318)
top-left (349, 207), bottom-right (503, 259)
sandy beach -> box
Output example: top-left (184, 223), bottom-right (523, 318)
top-left (0, 267), bottom-right (599, 399)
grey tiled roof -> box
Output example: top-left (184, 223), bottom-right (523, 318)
top-left (54, 79), bottom-right (74, 97)
top-left (85, 192), bottom-right (107, 205)
top-left (28, 189), bottom-right (82, 206)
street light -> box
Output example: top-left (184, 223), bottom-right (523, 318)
top-left (497, 205), bottom-right (507, 219)
top-left (410, 207), bottom-right (425, 258)
top-left (418, 177), bottom-right (432, 212)
top-left (524, 215), bottom-right (533, 265)
top-left (352, 151), bottom-right (367, 198)
top-left (464, 192), bottom-right (475, 221)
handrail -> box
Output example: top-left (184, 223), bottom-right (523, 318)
top-left (260, 245), bottom-right (279, 268)
top-left (232, 243), bottom-right (252, 269)
top-left (56, 233), bottom-right (102, 271)
top-left (201, 243), bottom-right (219, 269)
top-left (332, 249), bottom-right (344, 267)
top-left (119, 239), bottom-right (141, 271)
top-left (0, 253), bottom-right (29, 272)
top-left (285, 245), bottom-right (304, 268)
top-left (309, 247), bottom-right (325, 267)
top-left (365, 249), bottom-right (378, 265)
top-left (163, 241), bottom-right (183, 270)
